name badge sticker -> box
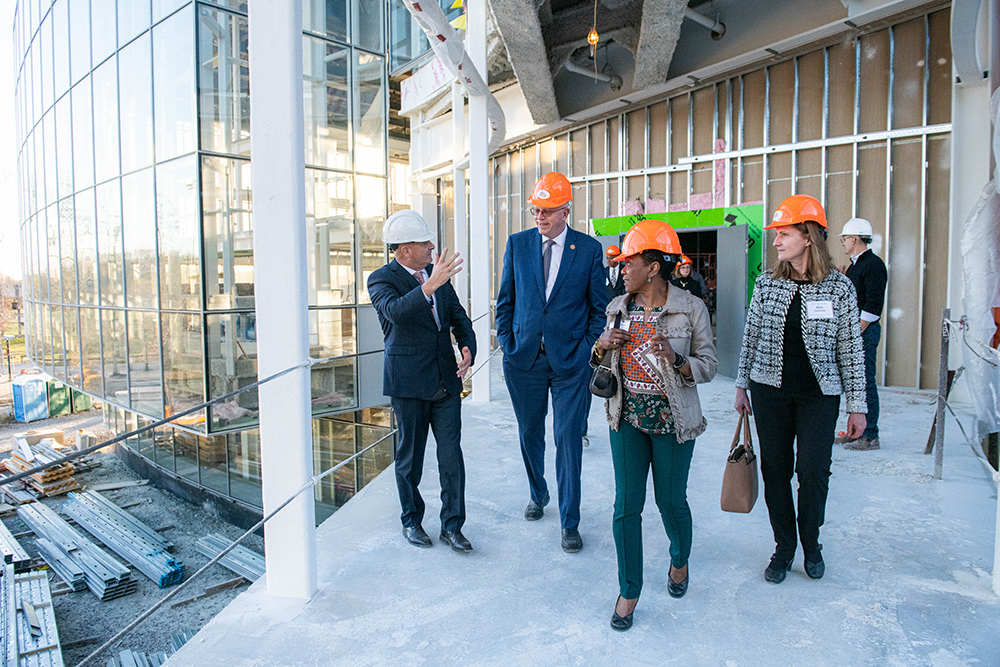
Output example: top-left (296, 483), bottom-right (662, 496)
top-left (806, 300), bottom-right (835, 319)
top-left (619, 317), bottom-right (631, 332)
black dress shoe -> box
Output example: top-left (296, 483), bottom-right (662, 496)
top-left (524, 492), bottom-right (550, 521)
top-left (561, 528), bottom-right (583, 553)
top-left (667, 565), bottom-right (689, 598)
top-left (804, 548), bottom-right (825, 579)
top-left (610, 597), bottom-right (635, 631)
top-left (764, 554), bottom-right (793, 584)
top-left (439, 529), bottom-right (473, 553)
top-left (402, 525), bottom-right (432, 548)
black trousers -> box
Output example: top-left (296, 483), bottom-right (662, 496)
top-left (391, 393), bottom-right (466, 532)
top-left (749, 381), bottom-right (840, 560)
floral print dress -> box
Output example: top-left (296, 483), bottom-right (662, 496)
top-left (620, 300), bottom-right (675, 435)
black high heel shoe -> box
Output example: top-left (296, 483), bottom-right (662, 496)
top-left (610, 596), bottom-right (635, 631)
top-left (668, 564), bottom-right (689, 598)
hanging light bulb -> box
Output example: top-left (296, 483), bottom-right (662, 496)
top-left (588, 0), bottom-right (599, 75)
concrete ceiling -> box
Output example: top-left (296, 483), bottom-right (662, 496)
top-left (486, 0), bottom-right (868, 122)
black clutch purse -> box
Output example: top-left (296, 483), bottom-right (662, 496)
top-left (589, 313), bottom-right (622, 398)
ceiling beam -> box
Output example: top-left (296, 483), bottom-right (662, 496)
top-left (489, 0), bottom-right (561, 123)
top-left (632, 0), bottom-right (687, 89)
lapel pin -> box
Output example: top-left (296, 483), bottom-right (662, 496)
top-left (570, 244), bottom-right (576, 250)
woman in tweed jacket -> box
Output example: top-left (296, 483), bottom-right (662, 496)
top-left (734, 194), bottom-right (866, 585)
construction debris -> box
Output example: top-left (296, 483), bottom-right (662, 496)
top-left (105, 649), bottom-right (169, 667)
top-left (194, 534), bottom-right (265, 582)
top-left (0, 520), bottom-right (31, 573)
top-left (86, 481), bottom-right (148, 493)
top-left (62, 491), bottom-right (184, 588)
top-left (17, 503), bottom-right (138, 601)
top-left (169, 576), bottom-right (248, 608)
top-left (0, 437), bottom-right (103, 498)
top-left (2, 562), bottom-right (65, 667)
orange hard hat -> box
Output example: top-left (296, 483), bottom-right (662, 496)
top-left (765, 194), bottom-right (828, 229)
top-left (678, 254), bottom-right (693, 266)
top-left (613, 219), bottom-right (682, 262)
top-left (528, 172), bottom-right (572, 208)
top-left (605, 245), bottom-right (621, 257)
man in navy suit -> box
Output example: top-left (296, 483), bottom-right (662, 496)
top-left (368, 210), bottom-right (476, 553)
top-left (495, 172), bottom-right (608, 552)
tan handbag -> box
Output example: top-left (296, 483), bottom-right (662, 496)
top-left (721, 411), bottom-right (759, 513)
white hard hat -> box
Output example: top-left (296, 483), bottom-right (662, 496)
top-left (383, 210), bottom-right (434, 244)
top-left (839, 217), bottom-right (873, 237)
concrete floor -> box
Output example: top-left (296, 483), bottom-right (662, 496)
top-left (167, 365), bottom-right (1000, 667)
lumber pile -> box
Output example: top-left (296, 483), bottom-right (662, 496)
top-left (1, 438), bottom-right (80, 497)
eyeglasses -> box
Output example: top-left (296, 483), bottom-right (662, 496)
top-left (528, 206), bottom-right (567, 218)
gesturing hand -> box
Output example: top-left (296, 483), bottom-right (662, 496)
top-left (456, 346), bottom-right (472, 378)
top-left (423, 247), bottom-right (463, 296)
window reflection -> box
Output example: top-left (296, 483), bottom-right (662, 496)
top-left (157, 156), bottom-right (201, 311)
top-left (173, 429), bottom-right (198, 481)
top-left (306, 169), bottom-right (354, 306)
top-left (153, 6), bottom-right (196, 162)
top-left (65, 306), bottom-right (81, 387)
top-left (69, 0), bottom-right (91, 85)
top-left (46, 204), bottom-right (60, 302)
top-left (203, 156), bottom-right (253, 310)
top-left (128, 310), bottom-right (163, 417)
top-left (91, 0), bottom-right (116, 67)
top-left (304, 35), bottom-right (350, 170)
top-left (51, 305), bottom-right (66, 380)
top-left (121, 168), bottom-right (157, 309)
top-left (309, 308), bottom-right (357, 415)
top-left (74, 189), bottom-right (99, 306)
top-left (353, 0), bottom-right (384, 54)
top-left (197, 7), bottom-right (249, 156)
top-left (80, 305), bottom-right (102, 396)
top-left (207, 313), bottom-right (258, 431)
top-left (304, 0), bottom-right (347, 43)
top-left (117, 0), bottom-right (150, 48)
top-left (200, 433), bottom-right (229, 494)
top-left (55, 96), bottom-right (73, 200)
top-left (356, 175), bottom-right (386, 303)
top-left (228, 429), bottom-right (261, 507)
top-left (101, 307), bottom-right (127, 405)
top-left (96, 178), bottom-right (125, 307)
top-left (52, 0), bottom-right (70, 99)
top-left (92, 57), bottom-right (120, 182)
top-left (72, 78), bottom-right (95, 191)
top-left (161, 311), bottom-right (205, 428)
top-left (58, 197), bottom-right (77, 304)
top-left (118, 34), bottom-right (153, 173)
top-left (154, 423), bottom-right (174, 471)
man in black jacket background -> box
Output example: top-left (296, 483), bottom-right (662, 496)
top-left (838, 218), bottom-right (888, 451)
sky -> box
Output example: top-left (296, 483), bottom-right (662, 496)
top-left (0, 0), bottom-right (18, 281)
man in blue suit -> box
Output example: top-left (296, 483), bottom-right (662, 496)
top-left (495, 172), bottom-right (608, 552)
top-left (368, 210), bottom-right (476, 553)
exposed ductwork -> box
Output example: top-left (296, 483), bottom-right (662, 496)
top-left (563, 52), bottom-right (623, 90)
top-left (684, 6), bottom-right (726, 40)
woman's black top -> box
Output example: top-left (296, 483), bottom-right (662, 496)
top-left (671, 276), bottom-right (703, 298)
top-left (781, 280), bottom-right (821, 394)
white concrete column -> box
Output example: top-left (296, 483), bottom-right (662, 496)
top-left (452, 82), bottom-right (469, 307)
top-left (468, 0), bottom-right (492, 401)
top-left (248, 0), bottom-right (317, 600)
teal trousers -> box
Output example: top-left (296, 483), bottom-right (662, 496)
top-left (610, 421), bottom-right (695, 599)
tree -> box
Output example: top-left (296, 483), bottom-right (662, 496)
top-left (0, 272), bottom-right (19, 337)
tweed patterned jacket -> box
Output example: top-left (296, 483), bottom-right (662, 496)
top-left (735, 269), bottom-right (868, 414)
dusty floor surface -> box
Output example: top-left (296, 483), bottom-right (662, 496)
top-left (1, 408), bottom-right (265, 664)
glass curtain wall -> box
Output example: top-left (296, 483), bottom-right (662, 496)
top-left (14, 0), bottom-right (398, 516)
top-left (489, 8), bottom-right (952, 390)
